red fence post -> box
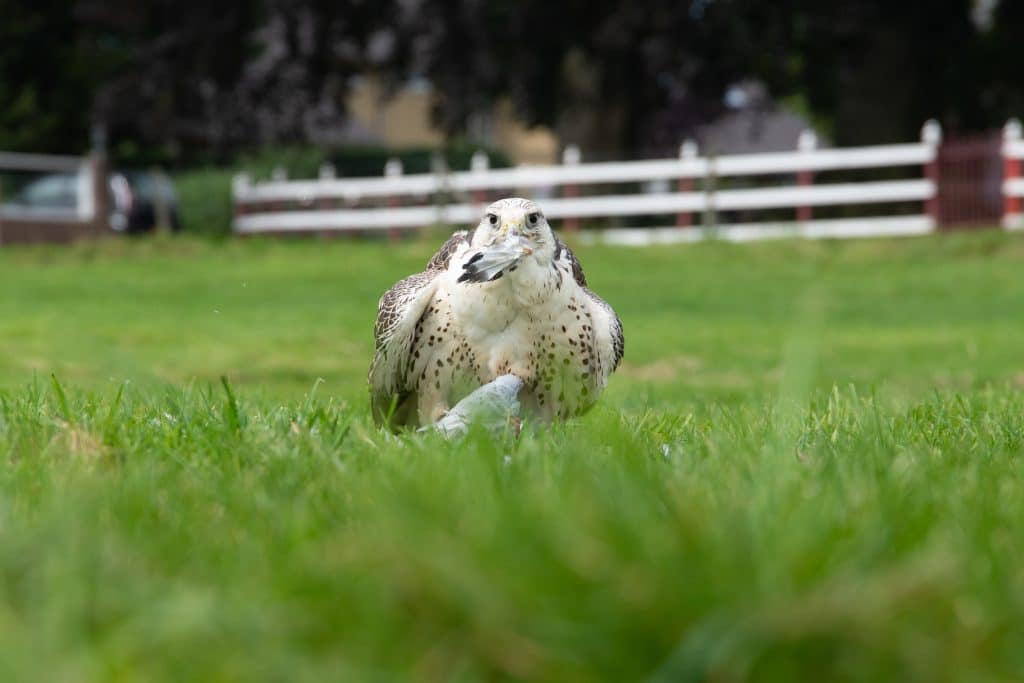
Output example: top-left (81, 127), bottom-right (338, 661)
top-left (1003, 119), bottom-right (1022, 229)
top-left (676, 140), bottom-right (698, 228)
top-left (384, 157), bottom-right (403, 243)
top-left (796, 130), bottom-right (817, 223)
top-left (561, 145), bottom-right (581, 232)
top-left (922, 120), bottom-right (943, 230)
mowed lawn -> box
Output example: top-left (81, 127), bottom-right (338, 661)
top-left (1, 230), bottom-right (1023, 681)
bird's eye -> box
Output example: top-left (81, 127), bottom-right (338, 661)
top-left (527, 212), bottom-right (540, 226)
top-left (486, 213), bottom-right (498, 226)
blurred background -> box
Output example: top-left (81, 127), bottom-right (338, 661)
top-left (5, 5), bottom-right (1024, 680)
top-left (1, 0), bottom-right (1023, 239)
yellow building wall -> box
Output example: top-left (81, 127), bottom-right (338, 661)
top-left (347, 79), bottom-right (558, 165)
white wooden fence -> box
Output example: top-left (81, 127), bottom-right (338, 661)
top-left (1004, 119), bottom-right (1024, 230)
top-left (0, 151), bottom-right (108, 244)
top-left (233, 119), bottom-right (1024, 243)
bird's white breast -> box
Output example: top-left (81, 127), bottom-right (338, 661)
top-left (442, 255), bottom-right (563, 376)
top-left (408, 249), bottom-right (604, 422)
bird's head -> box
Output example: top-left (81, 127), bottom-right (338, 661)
top-left (471, 197), bottom-right (555, 263)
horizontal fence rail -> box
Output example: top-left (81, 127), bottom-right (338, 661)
top-left (0, 151), bottom-right (85, 174)
top-left (581, 216), bottom-right (935, 246)
top-left (235, 179), bottom-right (936, 234)
top-left (0, 151), bottom-right (108, 245)
top-left (234, 119), bottom-right (1024, 243)
top-left (233, 143), bottom-right (936, 206)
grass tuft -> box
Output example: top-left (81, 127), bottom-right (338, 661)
top-left (0, 231), bottom-right (1022, 680)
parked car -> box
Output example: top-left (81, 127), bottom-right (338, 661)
top-left (1, 170), bottom-right (181, 234)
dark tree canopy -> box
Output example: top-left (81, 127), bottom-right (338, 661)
top-left (1, 0), bottom-right (1022, 162)
top-left (0, 0), bottom-right (401, 162)
top-left (394, 0), bottom-right (791, 157)
top-left (402, 0), bottom-right (1022, 154)
top-left (0, 0), bottom-right (99, 153)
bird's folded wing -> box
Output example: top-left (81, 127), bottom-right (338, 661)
top-left (584, 287), bottom-right (625, 373)
top-left (369, 270), bottom-right (440, 423)
top-left (369, 231), bottom-right (470, 426)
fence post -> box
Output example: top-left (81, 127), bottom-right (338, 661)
top-left (268, 166), bottom-right (289, 220)
top-left (152, 167), bottom-right (173, 233)
top-left (704, 153), bottom-right (718, 230)
top-left (88, 152), bottom-right (110, 235)
top-left (87, 125), bottom-right (109, 236)
top-left (470, 150), bottom-right (489, 206)
top-left (318, 162), bottom-right (335, 209)
top-left (922, 119), bottom-right (943, 229)
top-left (431, 151), bottom-right (453, 233)
top-left (384, 157), bottom-right (404, 243)
top-left (561, 145), bottom-right (581, 232)
top-left (676, 140), bottom-right (698, 228)
top-left (796, 130), bottom-right (817, 223)
top-left (1003, 118), bottom-right (1022, 230)
top-left (231, 173), bottom-right (251, 235)
top-left (77, 157), bottom-right (96, 222)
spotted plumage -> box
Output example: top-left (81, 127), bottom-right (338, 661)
top-left (369, 197), bottom-right (624, 430)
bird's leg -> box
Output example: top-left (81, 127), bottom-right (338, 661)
top-left (426, 374), bottom-right (524, 438)
top-left (416, 386), bottom-right (450, 424)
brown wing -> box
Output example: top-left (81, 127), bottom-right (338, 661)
top-left (372, 230), bottom-right (469, 351)
top-left (554, 237), bottom-right (588, 287)
top-left (427, 230), bottom-right (472, 271)
top-left (554, 238), bottom-right (623, 371)
top-left (584, 287), bottom-right (624, 371)
top-left (369, 231), bottom-right (470, 427)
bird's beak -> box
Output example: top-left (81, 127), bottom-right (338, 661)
top-left (490, 220), bottom-right (532, 255)
top-left (499, 220), bottom-right (523, 239)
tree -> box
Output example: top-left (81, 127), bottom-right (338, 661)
top-left (396, 0), bottom-right (794, 158)
top-left (1, 0), bottom-right (400, 162)
top-left (984, 0), bottom-right (1024, 121)
top-left (398, 0), bottom-right (1022, 155)
top-left (2, 0), bottom-right (1022, 161)
top-left (784, 0), bottom-right (990, 145)
top-left (0, 0), bottom-right (98, 152)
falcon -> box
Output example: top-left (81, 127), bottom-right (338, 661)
top-left (369, 197), bottom-right (624, 433)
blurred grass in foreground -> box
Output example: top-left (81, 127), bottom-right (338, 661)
top-left (0, 230), bottom-right (1023, 680)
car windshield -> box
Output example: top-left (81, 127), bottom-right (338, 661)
top-left (4, 173), bottom-right (79, 208)
top-left (123, 171), bottom-right (177, 202)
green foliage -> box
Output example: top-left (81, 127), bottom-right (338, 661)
top-left (329, 140), bottom-right (513, 177)
top-left (234, 146), bottom-right (333, 179)
top-left (5, 1), bottom-right (1024, 160)
top-left (170, 142), bottom-right (514, 237)
top-left (171, 147), bottom-right (334, 238)
top-left (171, 167), bottom-right (236, 238)
top-left (0, 0), bottom-right (97, 152)
top-left (0, 231), bottom-right (1023, 680)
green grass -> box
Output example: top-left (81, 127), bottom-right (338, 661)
top-left (1, 231), bottom-right (1024, 681)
